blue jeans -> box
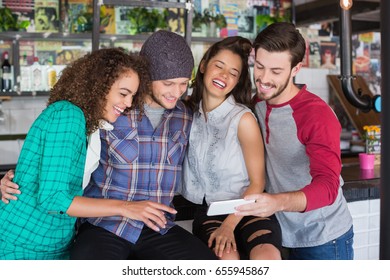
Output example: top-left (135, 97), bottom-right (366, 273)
top-left (288, 226), bottom-right (354, 260)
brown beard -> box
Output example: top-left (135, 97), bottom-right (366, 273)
top-left (256, 72), bottom-right (291, 102)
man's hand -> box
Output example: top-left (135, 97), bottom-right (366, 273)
top-left (235, 193), bottom-right (280, 217)
top-left (235, 191), bottom-right (307, 217)
top-left (0, 170), bottom-right (20, 204)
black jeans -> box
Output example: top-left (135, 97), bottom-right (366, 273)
top-left (70, 222), bottom-right (217, 260)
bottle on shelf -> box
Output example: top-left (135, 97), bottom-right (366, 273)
top-left (30, 57), bottom-right (44, 91)
top-left (20, 52), bottom-right (28, 66)
top-left (19, 51), bottom-right (31, 92)
top-left (1, 51), bottom-right (13, 92)
top-left (20, 66), bottom-right (31, 92)
top-left (46, 57), bottom-right (57, 90)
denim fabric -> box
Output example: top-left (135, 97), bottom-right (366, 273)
top-left (288, 226), bottom-right (354, 260)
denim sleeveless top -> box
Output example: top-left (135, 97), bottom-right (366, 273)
top-left (181, 95), bottom-right (255, 205)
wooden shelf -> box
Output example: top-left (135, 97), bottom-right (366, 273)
top-left (102, 0), bottom-right (188, 9)
top-left (0, 96), bottom-right (12, 101)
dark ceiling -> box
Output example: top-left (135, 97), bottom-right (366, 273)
top-left (294, 0), bottom-right (380, 35)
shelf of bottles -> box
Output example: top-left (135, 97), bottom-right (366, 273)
top-left (0, 31), bottom-right (219, 97)
top-left (0, 31), bottom-right (208, 97)
top-left (0, 0), bottom-right (230, 97)
top-left (0, 32), bottom-right (93, 97)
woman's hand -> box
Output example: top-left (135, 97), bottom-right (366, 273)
top-left (208, 222), bottom-right (237, 258)
top-left (0, 170), bottom-right (20, 204)
top-left (120, 200), bottom-right (177, 232)
top-left (68, 197), bottom-right (177, 233)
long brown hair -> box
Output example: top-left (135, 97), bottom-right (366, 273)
top-left (188, 36), bottom-right (253, 111)
top-left (48, 48), bottom-right (150, 134)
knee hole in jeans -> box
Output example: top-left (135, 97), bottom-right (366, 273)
top-left (240, 217), bottom-right (270, 229)
top-left (247, 229), bottom-right (272, 243)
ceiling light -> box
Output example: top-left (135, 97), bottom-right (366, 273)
top-left (340, 0), bottom-right (353, 10)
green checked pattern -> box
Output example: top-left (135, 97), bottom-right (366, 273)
top-left (0, 101), bottom-right (86, 259)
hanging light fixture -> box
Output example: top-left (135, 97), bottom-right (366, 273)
top-left (339, 0), bottom-right (381, 112)
top-left (340, 0), bottom-right (353, 10)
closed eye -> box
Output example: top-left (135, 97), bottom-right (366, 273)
top-left (230, 71), bottom-right (238, 77)
top-left (256, 64), bottom-right (264, 70)
top-left (215, 63), bottom-right (223, 69)
top-left (120, 88), bottom-right (134, 97)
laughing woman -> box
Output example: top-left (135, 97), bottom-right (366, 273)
top-left (182, 37), bottom-right (282, 260)
top-left (0, 48), bottom-right (150, 259)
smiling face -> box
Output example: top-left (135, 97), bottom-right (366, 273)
top-left (254, 48), bottom-right (301, 105)
top-left (147, 78), bottom-right (189, 109)
top-left (103, 69), bottom-right (140, 123)
top-left (201, 49), bottom-right (242, 101)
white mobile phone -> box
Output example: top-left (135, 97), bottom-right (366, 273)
top-left (207, 199), bottom-right (255, 216)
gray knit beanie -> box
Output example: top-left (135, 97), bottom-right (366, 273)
top-left (140, 30), bottom-right (194, 81)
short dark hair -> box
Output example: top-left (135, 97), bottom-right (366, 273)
top-left (253, 22), bottom-right (306, 68)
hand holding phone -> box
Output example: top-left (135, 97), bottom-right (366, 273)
top-left (207, 199), bottom-right (255, 216)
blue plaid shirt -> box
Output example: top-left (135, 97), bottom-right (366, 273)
top-left (81, 101), bottom-right (192, 244)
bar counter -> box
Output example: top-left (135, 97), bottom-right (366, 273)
top-left (341, 162), bottom-right (380, 202)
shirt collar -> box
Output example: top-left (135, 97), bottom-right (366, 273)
top-left (198, 95), bottom-right (236, 120)
top-left (99, 119), bottom-right (113, 131)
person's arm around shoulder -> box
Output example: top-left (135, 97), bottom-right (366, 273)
top-left (0, 170), bottom-right (20, 203)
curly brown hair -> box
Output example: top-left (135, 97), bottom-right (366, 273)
top-left (48, 47), bottom-right (150, 134)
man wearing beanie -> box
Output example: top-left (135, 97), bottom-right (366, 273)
top-left (70, 31), bottom-right (216, 260)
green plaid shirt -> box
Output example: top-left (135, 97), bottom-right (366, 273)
top-left (0, 101), bottom-right (86, 259)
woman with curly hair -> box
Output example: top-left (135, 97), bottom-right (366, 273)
top-left (0, 47), bottom-right (152, 259)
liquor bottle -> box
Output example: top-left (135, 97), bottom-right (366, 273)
top-left (20, 52), bottom-right (28, 66)
top-left (1, 51), bottom-right (12, 92)
top-left (20, 65), bottom-right (31, 92)
top-left (30, 57), bottom-right (43, 91)
top-left (19, 52), bottom-right (31, 92)
top-left (46, 57), bottom-right (57, 90)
